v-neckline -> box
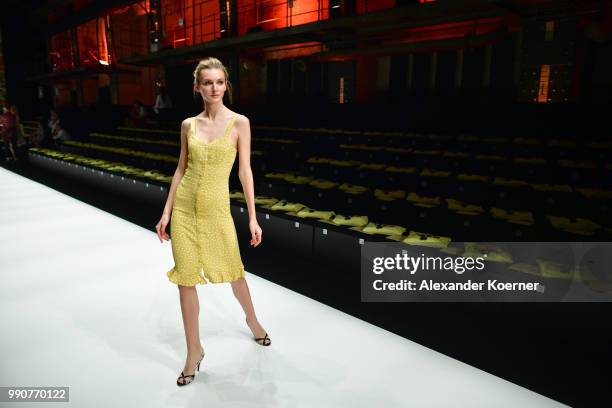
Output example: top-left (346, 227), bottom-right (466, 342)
top-left (192, 115), bottom-right (235, 147)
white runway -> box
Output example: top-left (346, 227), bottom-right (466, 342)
top-left (0, 167), bottom-right (567, 408)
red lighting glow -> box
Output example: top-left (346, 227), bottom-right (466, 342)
top-left (537, 64), bottom-right (551, 103)
top-left (98, 17), bottom-right (110, 65)
top-left (257, 18), bottom-right (280, 24)
top-left (238, 0), bottom-right (328, 35)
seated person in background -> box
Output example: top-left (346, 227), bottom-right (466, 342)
top-left (51, 123), bottom-right (71, 147)
top-left (135, 100), bottom-right (148, 123)
top-left (0, 103), bottom-right (18, 161)
top-left (153, 87), bottom-right (172, 121)
top-left (126, 100), bottom-right (148, 126)
top-left (48, 109), bottom-right (60, 135)
top-left (32, 120), bottom-right (47, 147)
top-left (10, 105), bottom-right (27, 154)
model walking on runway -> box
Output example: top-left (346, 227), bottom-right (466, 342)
top-left (155, 57), bottom-right (271, 386)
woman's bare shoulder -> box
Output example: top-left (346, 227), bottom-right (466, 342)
top-left (180, 117), bottom-right (193, 130)
top-left (234, 113), bottom-right (250, 127)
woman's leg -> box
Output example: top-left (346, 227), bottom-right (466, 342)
top-left (177, 284), bottom-right (203, 383)
top-left (3, 138), bottom-right (16, 160)
top-left (230, 277), bottom-right (269, 343)
top-left (8, 137), bottom-right (18, 160)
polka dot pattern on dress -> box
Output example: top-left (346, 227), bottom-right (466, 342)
top-left (166, 115), bottom-right (245, 286)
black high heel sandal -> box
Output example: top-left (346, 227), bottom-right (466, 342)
top-left (246, 318), bottom-right (271, 346)
top-left (176, 347), bottom-right (205, 386)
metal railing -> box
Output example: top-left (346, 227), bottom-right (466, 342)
top-left (163, 0), bottom-right (333, 49)
top-left (47, 0), bottom-right (399, 65)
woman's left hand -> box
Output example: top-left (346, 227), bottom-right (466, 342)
top-left (249, 219), bottom-right (262, 247)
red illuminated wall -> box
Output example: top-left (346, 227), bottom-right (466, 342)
top-left (77, 18), bottom-right (108, 66)
top-left (110, 2), bottom-right (150, 61)
top-left (237, 0), bottom-right (328, 36)
top-left (50, 31), bottom-right (75, 71)
top-left (161, 0), bottom-right (221, 48)
top-left (291, 0), bottom-right (328, 25)
top-left (160, 0), bottom-right (328, 47)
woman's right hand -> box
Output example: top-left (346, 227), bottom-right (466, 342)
top-left (155, 213), bottom-right (170, 243)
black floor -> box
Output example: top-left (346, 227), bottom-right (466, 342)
top-left (3, 157), bottom-right (611, 408)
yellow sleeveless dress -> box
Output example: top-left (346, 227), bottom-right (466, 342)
top-left (167, 115), bottom-right (245, 286)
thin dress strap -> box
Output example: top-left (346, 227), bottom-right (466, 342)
top-left (223, 115), bottom-right (238, 140)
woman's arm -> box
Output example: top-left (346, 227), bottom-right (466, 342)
top-left (236, 115), bottom-right (257, 222)
top-left (162, 118), bottom-right (190, 217)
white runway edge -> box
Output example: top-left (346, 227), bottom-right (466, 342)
top-left (0, 167), bottom-right (568, 408)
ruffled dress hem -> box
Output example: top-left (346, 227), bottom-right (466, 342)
top-left (167, 264), bottom-right (245, 286)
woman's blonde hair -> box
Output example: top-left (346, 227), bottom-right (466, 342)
top-left (193, 57), bottom-right (233, 105)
